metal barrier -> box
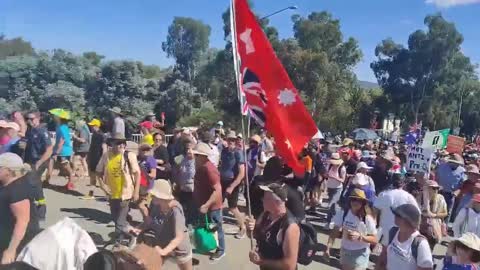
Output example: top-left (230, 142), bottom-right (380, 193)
top-left (49, 132), bottom-right (173, 144)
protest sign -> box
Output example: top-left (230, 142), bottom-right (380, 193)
top-left (422, 129), bottom-right (450, 150)
top-left (446, 135), bottom-right (465, 154)
top-left (407, 145), bottom-right (433, 175)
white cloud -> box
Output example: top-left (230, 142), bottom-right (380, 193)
top-left (426, 0), bottom-right (480, 8)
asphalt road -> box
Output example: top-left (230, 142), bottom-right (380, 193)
top-left (42, 175), bottom-right (447, 270)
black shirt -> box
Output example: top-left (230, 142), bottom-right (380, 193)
top-left (153, 145), bottom-right (171, 180)
top-left (0, 175), bottom-right (40, 253)
top-left (344, 158), bottom-right (358, 175)
top-left (24, 126), bottom-right (52, 165)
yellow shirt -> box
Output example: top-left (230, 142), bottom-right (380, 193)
top-left (142, 133), bottom-right (154, 146)
top-left (107, 153), bottom-right (125, 199)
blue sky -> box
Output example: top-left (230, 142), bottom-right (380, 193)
top-left (2, 0), bottom-right (479, 82)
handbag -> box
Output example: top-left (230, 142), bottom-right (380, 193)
top-left (193, 214), bottom-right (218, 254)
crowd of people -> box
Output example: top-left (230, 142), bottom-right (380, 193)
top-left (2, 107), bottom-right (480, 270)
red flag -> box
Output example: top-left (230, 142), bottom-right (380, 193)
top-left (231, 0), bottom-right (318, 173)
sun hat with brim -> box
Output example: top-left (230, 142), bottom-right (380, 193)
top-left (349, 188), bottom-right (367, 201)
top-left (109, 107), bottom-right (124, 116)
top-left (149, 179), bottom-right (174, 200)
top-left (0, 122), bottom-right (20, 132)
top-left (106, 133), bottom-right (127, 144)
top-left (0, 153), bottom-right (29, 171)
top-left (250, 135), bottom-right (261, 144)
top-left (352, 174), bottom-right (370, 186)
top-left (466, 164), bottom-right (480, 177)
top-left (88, 119), bottom-right (102, 127)
top-left (192, 142), bottom-right (213, 157)
top-left (391, 204), bottom-right (421, 228)
top-left (447, 154), bottom-right (465, 166)
top-left (49, 108), bottom-right (71, 120)
top-left (357, 162), bottom-right (372, 171)
top-left (329, 153), bottom-right (343, 165)
top-left (454, 233), bottom-right (480, 252)
top-left (342, 138), bottom-right (354, 146)
top-left (259, 183), bottom-right (288, 202)
top-left (226, 131), bottom-right (237, 140)
top-left (425, 180), bottom-right (440, 189)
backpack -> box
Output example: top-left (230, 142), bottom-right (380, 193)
top-left (388, 227), bottom-right (426, 262)
top-left (281, 217), bottom-right (318, 266)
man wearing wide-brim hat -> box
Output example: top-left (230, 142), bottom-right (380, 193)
top-left (109, 107), bottom-right (125, 138)
top-left (96, 132), bottom-right (141, 241)
top-left (436, 152), bottom-right (466, 223)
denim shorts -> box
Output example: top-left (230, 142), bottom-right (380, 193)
top-left (340, 247), bottom-right (370, 269)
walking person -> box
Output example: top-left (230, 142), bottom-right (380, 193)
top-left (139, 121), bottom-right (154, 146)
top-left (87, 119), bottom-right (106, 187)
top-left (324, 152), bottom-right (346, 229)
top-left (192, 143), bottom-right (225, 261)
top-left (0, 153), bottom-right (40, 265)
top-left (23, 112), bottom-right (52, 219)
top-left (219, 131), bottom-right (247, 239)
top-left (436, 154), bottom-right (466, 222)
top-left (72, 120), bottom-right (91, 179)
top-left (325, 189), bottom-right (378, 270)
top-left (246, 183), bottom-right (300, 270)
top-left (153, 132), bottom-right (171, 181)
top-left (131, 180), bottom-right (193, 270)
top-left (374, 174), bottom-right (419, 247)
top-left (136, 144), bottom-right (157, 220)
top-left (419, 180), bottom-right (448, 250)
top-left (109, 107), bottom-right (125, 137)
top-left (49, 109), bottom-right (75, 190)
top-left (172, 139), bottom-right (195, 226)
top-left (375, 204), bottom-right (434, 270)
top-left (96, 133), bottom-right (141, 242)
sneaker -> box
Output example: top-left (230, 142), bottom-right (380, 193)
top-left (210, 250), bottom-right (225, 261)
top-left (235, 227), bottom-right (246, 239)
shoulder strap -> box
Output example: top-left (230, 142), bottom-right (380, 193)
top-left (123, 151), bottom-right (136, 186)
top-left (342, 209), bottom-right (349, 224)
top-left (411, 234), bottom-right (426, 262)
top-left (388, 226), bottom-right (400, 245)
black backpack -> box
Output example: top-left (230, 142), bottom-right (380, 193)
top-left (388, 227), bottom-right (425, 261)
top-left (282, 218), bottom-right (318, 265)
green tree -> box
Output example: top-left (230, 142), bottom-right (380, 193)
top-left (157, 79), bottom-right (201, 126)
top-left (162, 17), bottom-right (211, 81)
top-left (0, 35), bottom-right (35, 59)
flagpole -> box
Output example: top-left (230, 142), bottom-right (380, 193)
top-left (231, 0), bottom-right (254, 249)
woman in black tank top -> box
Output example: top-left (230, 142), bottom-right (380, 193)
top-left (246, 183), bottom-right (300, 270)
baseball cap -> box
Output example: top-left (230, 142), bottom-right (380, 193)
top-left (357, 162), bottom-right (372, 171)
top-left (0, 153), bottom-right (27, 171)
top-left (259, 183), bottom-right (288, 202)
top-left (391, 204), bottom-right (421, 228)
top-left (88, 119), bottom-right (102, 127)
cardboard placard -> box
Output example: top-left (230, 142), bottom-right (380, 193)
top-left (422, 129), bottom-right (450, 150)
top-left (406, 145), bottom-right (433, 175)
top-left (446, 135), bottom-right (465, 154)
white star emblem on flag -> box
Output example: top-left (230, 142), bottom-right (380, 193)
top-left (278, 89), bottom-right (296, 106)
top-left (285, 139), bottom-right (292, 149)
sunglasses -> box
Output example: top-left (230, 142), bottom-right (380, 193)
top-left (26, 117), bottom-right (35, 121)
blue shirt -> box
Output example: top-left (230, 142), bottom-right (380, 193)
top-left (55, 124), bottom-right (73, 157)
top-left (25, 126), bottom-right (52, 164)
top-left (220, 149), bottom-right (245, 181)
top-left (437, 163), bottom-right (465, 192)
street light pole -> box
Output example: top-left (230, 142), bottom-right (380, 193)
top-left (260, 6), bottom-right (298, 20)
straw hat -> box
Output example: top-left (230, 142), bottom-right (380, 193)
top-left (226, 131), bottom-right (237, 140)
top-left (447, 153), bottom-right (465, 166)
top-left (149, 179), bottom-right (174, 200)
top-left (192, 142), bottom-right (213, 157)
top-left (349, 188), bottom-right (367, 201)
top-left (425, 180), bottom-right (440, 189)
top-left (454, 233), bottom-right (480, 252)
top-left (329, 153), bottom-right (343, 165)
top-left (342, 138), bottom-right (354, 146)
top-left (250, 135), bottom-right (262, 144)
top-left (466, 164), bottom-right (480, 178)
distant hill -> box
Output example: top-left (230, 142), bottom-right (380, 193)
top-left (359, 80), bottom-right (379, 89)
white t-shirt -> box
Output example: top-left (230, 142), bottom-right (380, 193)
top-left (386, 231), bottom-right (433, 270)
top-left (453, 207), bottom-right (480, 238)
top-left (208, 143), bottom-right (220, 167)
top-left (333, 210), bottom-right (377, 251)
top-left (374, 189), bottom-right (419, 246)
top-left (326, 165), bottom-right (346, 189)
